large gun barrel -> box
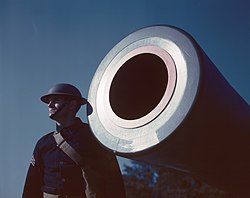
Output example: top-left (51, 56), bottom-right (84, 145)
top-left (87, 25), bottom-right (250, 195)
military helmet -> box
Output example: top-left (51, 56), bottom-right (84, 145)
top-left (41, 83), bottom-right (87, 105)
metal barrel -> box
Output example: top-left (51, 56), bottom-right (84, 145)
top-left (87, 25), bottom-right (250, 195)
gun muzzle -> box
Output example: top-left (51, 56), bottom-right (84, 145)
top-left (88, 25), bottom-right (250, 195)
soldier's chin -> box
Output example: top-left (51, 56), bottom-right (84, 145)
top-left (49, 112), bottom-right (57, 120)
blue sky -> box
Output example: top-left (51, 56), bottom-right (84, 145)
top-left (0, 0), bottom-right (249, 197)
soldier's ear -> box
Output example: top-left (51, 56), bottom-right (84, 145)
top-left (68, 100), bottom-right (77, 109)
top-left (69, 100), bottom-right (81, 113)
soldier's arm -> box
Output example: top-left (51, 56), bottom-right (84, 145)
top-left (22, 143), bottom-right (43, 198)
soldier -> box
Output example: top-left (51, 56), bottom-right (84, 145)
top-left (22, 83), bottom-right (126, 198)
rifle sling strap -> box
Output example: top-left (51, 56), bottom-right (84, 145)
top-left (53, 131), bottom-right (83, 165)
top-left (53, 132), bottom-right (98, 198)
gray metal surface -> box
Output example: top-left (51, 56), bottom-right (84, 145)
top-left (88, 26), bottom-right (200, 153)
top-left (87, 25), bottom-right (250, 195)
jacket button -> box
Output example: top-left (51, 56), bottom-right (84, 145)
top-left (61, 178), bottom-right (66, 182)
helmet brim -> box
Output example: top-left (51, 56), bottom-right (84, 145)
top-left (41, 93), bottom-right (88, 105)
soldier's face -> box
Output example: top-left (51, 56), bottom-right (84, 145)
top-left (47, 96), bottom-right (68, 119)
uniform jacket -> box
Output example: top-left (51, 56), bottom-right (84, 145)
top-left (22, 118), bottom-right (126, 198)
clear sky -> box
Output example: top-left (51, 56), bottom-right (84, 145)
top-left (0, 0), bottom-right (249, 197)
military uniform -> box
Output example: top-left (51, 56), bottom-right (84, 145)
top-left (22, 118), bottom-right (126, 198)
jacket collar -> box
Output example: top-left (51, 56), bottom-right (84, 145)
top-left (56, 117), bottom-right (83, 133)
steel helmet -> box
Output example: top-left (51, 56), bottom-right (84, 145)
top-left (41, 83), bottom-right (87, 105)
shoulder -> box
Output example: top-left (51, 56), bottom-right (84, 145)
top-left (35, 131), bottom-right (55, 149)
top-left (38, 131), bottom-right (54, 142)
top-left (74, 119), bottom-right (92, 137)
top-left (76, 118), bottom-right (91, 131)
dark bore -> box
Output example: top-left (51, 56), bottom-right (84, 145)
top-left (109, 53), bottom-right (168, 120)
